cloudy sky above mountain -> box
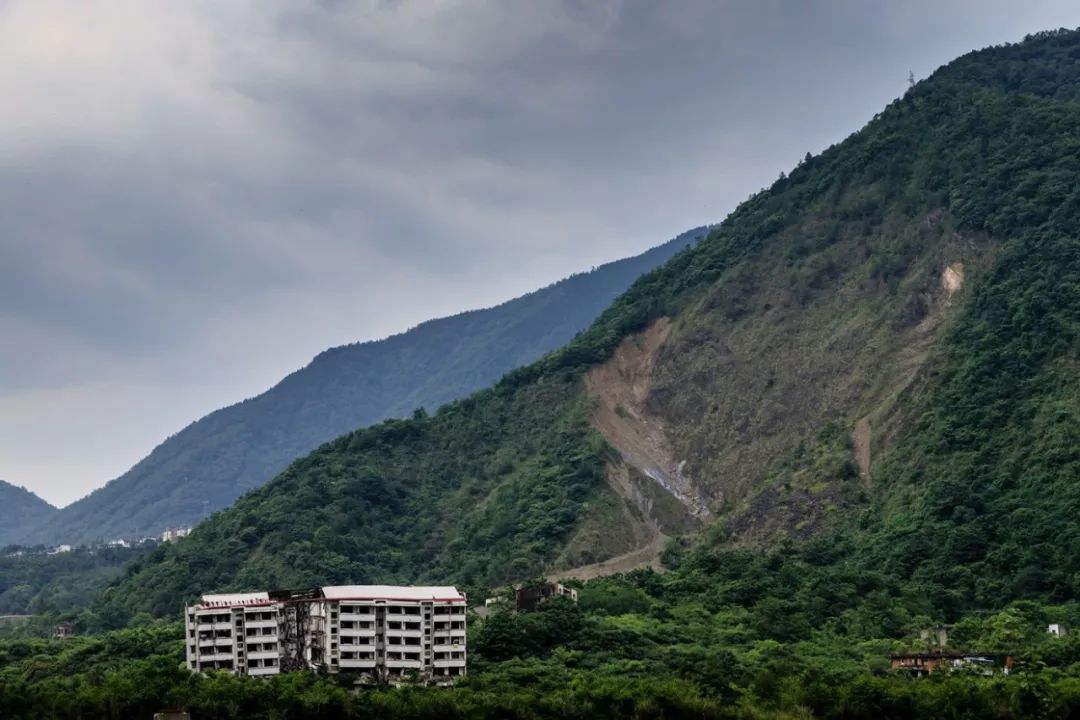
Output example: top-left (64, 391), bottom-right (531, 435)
top-left (3, 0), bottom-right (1079, 506)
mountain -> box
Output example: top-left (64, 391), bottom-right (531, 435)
top-left (0, 482), bottom-right (56, 547)
top-left (20, 229), bottom-right (705, 546)
top-left (100, 29), bottom-right (1080, 624)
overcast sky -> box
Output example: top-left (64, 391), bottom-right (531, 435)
top-left (3, 1), bottom-right (1079, 507)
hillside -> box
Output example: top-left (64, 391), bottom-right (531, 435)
top-left (0, 483), bottom-right (55, 547)
top-left (99, 28), bottom-right (1079, 628)
top-left (20, 229), bottom-right (703, 546)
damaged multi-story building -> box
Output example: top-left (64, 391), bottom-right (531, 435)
top-left (185, 585), bottom-right (467, 683)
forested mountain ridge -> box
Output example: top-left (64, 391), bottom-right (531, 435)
top-left (18, 228), bottom-right (703, 547)
top-left (0, 482), bottom-right (55, 547)
top-left (96, 28), bottom-right (1080, 628)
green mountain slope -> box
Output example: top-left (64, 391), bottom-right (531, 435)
top-left (0, 482), bottom-right (55, 547)
top-left (99, 29), bottom-right (1080, 625)
top-left (21, 229), bottom-right (703, 546)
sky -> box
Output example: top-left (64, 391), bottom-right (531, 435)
top-left (3, 1), bottom-right (1080, 507)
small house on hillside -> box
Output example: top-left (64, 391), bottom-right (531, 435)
top-left (514, 582), bottom-right (578, 612)
top-left (890, 651), bottom-right (1013, 677)
top-left (153, 711), bottom-right (191, 720)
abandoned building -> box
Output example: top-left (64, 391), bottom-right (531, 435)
top-left (918, 625), bottom-right (952, 648)
top-left (890, 651), bottom-right (1014, 677)
top-left (514, 582), bottom-right (578, 611)
top-left (185, 585), bottom-right (466, 684)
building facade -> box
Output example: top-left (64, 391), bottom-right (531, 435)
top-left (185, 592), bottom-right (287, 676)
top-left (185, 585), bottom-right (466, 683)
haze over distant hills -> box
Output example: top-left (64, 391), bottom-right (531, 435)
top-left (0, 482), bottom-right (56, 547)
top-left (18, 228), bottom-right (705, 546)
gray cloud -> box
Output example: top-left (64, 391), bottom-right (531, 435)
top-left (3, 0), bottom-right (1080, 505)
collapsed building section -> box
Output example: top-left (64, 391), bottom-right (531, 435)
top-left (185, 585), bottom-right (467, 684)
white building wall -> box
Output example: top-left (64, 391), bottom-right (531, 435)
top-left (185, 601), bottom-right (286, 676)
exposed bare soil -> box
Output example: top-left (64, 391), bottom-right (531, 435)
top-left (585, 317), bottom-right (711, 520)
top-left (555, 533), bottom-right (668, 581)
top-left (853, 415), bottom-right (872, 485)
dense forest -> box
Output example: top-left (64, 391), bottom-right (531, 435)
top-left (3, 27), bottom-right (1080, 720)
top-left (0, 545), bottom-right (150, 618)
top-left (21, 227), bottom-right (702, 547)
top-left (2, 578), bottom-right (1079, 718)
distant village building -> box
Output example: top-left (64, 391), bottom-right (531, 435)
top-left (1049, 623), bottom-right (1069, 637)
top-left (47, 544), bottom-right (73, 555)
top-left (161, 527), bottom-right (192, 542)
top-left (891, 651), bottom-right (1013, 677)
top-left (185, 585), bottom-right (466, 684)
top-left (153, 711), bottom-right (190, 720)
top-left (514, 582), bottom-right (578, 612)
top-left (54, 622), bottom-right (75, 639)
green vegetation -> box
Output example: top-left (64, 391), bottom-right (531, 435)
top-left (0, 546), bottom-right (151, 621)
top-left (22, 229), bottom-right (703, 547)
top-left (3, 587), bottom-right (1080, 719)
top-left (87, 378), bottom-right (608, 624)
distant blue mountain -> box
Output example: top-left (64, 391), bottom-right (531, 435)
top-left (0, 481), bottom-right (56, 546)
top-left (21, 227), bottom-right (706, 545)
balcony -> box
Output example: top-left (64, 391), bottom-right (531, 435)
top-left (338, 626), bottom-right (376, 637)
top-left (248, 666), bottom-right (281, 676)
top-left (247, 650), bottom-right (280, 661)
top-left (244, 619), bottom-right (277, 630)
top-left (201, 652), bottom-right (234, 662)
top-left (385, 658), bottom-right (423, 669)
top-left (384, 628), bottom-right (424, 639)
top-left (339, 638), bottom-right (374, 649)
top-left (433, 658), bottom-right (467, 668)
